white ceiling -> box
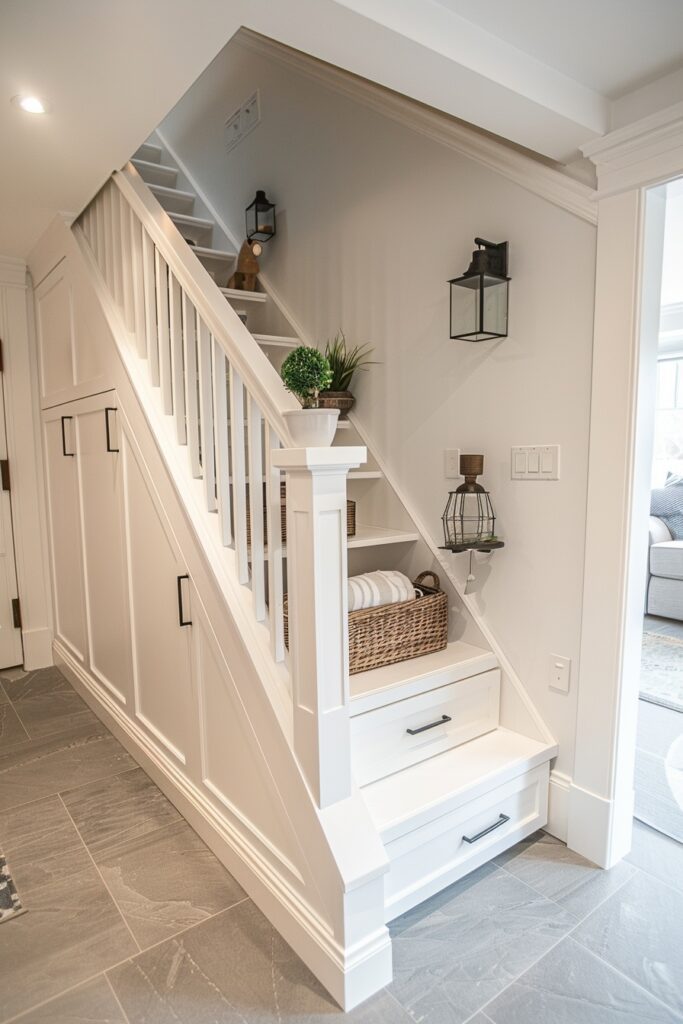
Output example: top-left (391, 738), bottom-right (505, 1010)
top-left (2, 0), bottom-right (683, 259)
top-left (435, 0), bottom-right (683, 97)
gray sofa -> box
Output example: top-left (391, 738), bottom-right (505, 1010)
top-left (648, 515), bottom-right (683, 619)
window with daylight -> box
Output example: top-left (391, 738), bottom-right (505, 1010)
top-left (653, 356), bottom-right (683, 485)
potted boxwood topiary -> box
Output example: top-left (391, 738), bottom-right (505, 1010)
top-left (281, 345), bottom-right (339, 446)
top-left (318, 331), bottom-right (375, 417)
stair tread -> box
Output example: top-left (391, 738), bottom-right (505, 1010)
top-left (149, 183), bottom-right (195, 202)
top-left (134, 142), bottom-right (162, 163)
top-left (131, 158), bottom-right (177, 182)
top-left (170, 212), bottom-right (214, 230)
top-left (252, 334), bottom-right (298, 347)
top-left (221, 287), bottom-right (268, 303)
top-left (192, 245), bottom-right (237, 262)
top-left (362, 727), bottom-right (557, 842)
top-left (350, 640), bottom-right (498, 715)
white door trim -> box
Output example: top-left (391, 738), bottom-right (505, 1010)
top-left (0, 259), bottom-right (53, 669)
top-left (570, 115), bottom-right (683, 867)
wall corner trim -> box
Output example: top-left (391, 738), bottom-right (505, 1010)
top-left (237, 30), bottom-right (597, 225)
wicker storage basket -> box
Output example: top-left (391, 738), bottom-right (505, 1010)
top-left (284, 571), bottom-right (448, 674)
top-left (246, 482), bottom-right (355, 546)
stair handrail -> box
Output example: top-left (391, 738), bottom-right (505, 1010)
top-left (114, 162), bottom-right (299, 445)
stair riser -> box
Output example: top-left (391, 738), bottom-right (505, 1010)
top-left (152, 189), bottom-right (195, 215)
top-left (383, 762), bottom-right (548, 922)
top-left (134, 142), bottom-right (162, 163)
top-left (132, 160), bottom-right (178, 188)
top-left (352, 670), bottom-right (500, 786)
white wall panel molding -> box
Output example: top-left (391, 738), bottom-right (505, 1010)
top-left (239, 32), bottom-right (597, 225)
top-left (583, 100), bottom-right (683, 196)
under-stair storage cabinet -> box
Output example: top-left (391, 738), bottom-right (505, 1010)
top-left (42, 392), bottom-right (198, 770)
top-left (34, 259), bottom-right (108, 407)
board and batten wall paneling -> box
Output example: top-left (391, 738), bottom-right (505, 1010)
top-left (158, 40), bottom-right (597, 779)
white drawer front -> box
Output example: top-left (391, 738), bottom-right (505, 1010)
top-left (384, 762), bottom-right (549, 921)
top-left (351, 670), bottom-right (500, 786)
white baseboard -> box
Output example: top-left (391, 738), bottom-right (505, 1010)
top-left (546, 769), bottom-right (571, 842)
top-left (54, 640), bottom-right (392, 1010)
top-left (22, 627), bottom-right (53, 670)
top-left (566, 778), bottom-right (634, 868)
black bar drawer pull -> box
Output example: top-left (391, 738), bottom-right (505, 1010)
top-left (177, 574), bottom-right (192, 627)
top-left (406, 714), bottom-right (451, 736)
top-left (61, 416), bottom-right (74, 457)
top-left (462, 813), bottom-right (510, 845)
top-left (105, 407), bottom-right (119, 453)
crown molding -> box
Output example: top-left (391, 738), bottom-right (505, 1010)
top-left (581, 100), bottom-right (683, 197)
top-left (239, 31), bottom-right (597, 225)
top-left (0, 255), bottom-right (27, 288)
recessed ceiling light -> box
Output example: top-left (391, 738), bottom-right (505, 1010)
top-left (11, 94), bottom-right (49, 114)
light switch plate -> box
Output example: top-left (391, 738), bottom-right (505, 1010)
top-left (511, 445), bottom-right (560, 480)
top-left (549, 654), bottom-right (571, 693)
top-left (444, 449), bottom-right (462, 479)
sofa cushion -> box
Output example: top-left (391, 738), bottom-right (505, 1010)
top-left (650, 541), bottom-right (683, 581)
top-left (651, 479), bottom-right (683, 539)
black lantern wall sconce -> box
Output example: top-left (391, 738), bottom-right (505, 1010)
top-left (449, 238), bottom-right (509, 341)
top-left (245, 190), bottom-right (276, 243)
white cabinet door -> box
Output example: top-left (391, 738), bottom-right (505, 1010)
top-left (120, 417), bottom-right (195, 769)
top-left (42, 408), bottom-right (87, 663)
top-left (75, 394), bottom-right (133, 707)
top-left (0, 380), bottom-right (22, 669)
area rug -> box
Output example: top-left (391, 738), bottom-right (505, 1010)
top-left (640, 631), bottom-right (683, 713)
top-left (0, 856), bottom-right (26, 923)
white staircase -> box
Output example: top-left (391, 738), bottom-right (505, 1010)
top-left (68, 136), bottom-right (557, 1007)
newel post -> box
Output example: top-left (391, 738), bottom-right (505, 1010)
top-left (273, 446), bottom-right (366, 808)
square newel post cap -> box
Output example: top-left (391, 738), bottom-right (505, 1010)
top-left (273, 446), bottom-right (367, 472)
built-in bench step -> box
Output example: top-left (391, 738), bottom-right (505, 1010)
top-left (131, 159), bottom-right (178, 188)
top-left (361, 728), bottom-right (557, 921)
top-left (149, 183), bottom-right (196, 214)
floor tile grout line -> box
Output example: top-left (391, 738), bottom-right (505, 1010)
top-left (0, 897), bottom-right (253, 1024)
top-left (104, 972), bottom-right (132, 1024)
top-left (457, 861), bottom-right (643, 1024)
top-left (82, 811), bottom-right (186, 861)
top-left (58, 763), bottom-right (142, 800)
top-left (57, 793), bottom-right (143, 956)
top-left (0, 754), bottom-right (139, 818)
top-left (564, 934), bottom-right (683, 1022)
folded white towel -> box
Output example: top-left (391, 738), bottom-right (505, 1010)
top-left (348, 570), bottom-right (415, 612)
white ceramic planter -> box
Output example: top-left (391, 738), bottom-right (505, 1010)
top-left (283, 408), bottom-right (340, 447)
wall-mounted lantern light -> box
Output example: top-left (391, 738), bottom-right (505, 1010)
top-left (448, 238), bottom-right (509, 341)
top-left (441, 454), bottom-right (504, 553)
top-left (245, 190), bottom-right (276, 243)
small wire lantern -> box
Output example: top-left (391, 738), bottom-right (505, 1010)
top-left (441, 454), bottom-right (504, 552)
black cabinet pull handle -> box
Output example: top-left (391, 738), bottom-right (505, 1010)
top-left (61, 416), bottom-right (74, 457)
top-left (177, 574), bottom-right (192, 627)
top-left (406, 714), bottom-right (451, 736)
top-left (462, 813), bottom-right (510, 845)
top-left (105, 407), bottom-right (119, 453)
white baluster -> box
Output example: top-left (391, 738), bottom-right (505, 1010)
top-left (103, 185), bottom-right (115, 294)
top-left (229, 367), bottom-right (249, 584)
top-left (119, 195), bottom-right (135, 332)
top-left (169, 274), bottom-right (186, 444)
top-left (154, 250), bottom-right (173, 414)
top-left (110, 186), bottom-right (124, 310)
top-left (142, 233), bottom-right (159, 386)
top-left (95, 192), bottom-right (106, 275)
top-left (182, 292), bottom-right (201, 477)
top-left (212, 338), bottom-right (231, 542)
top-left (265, 425), bottom-right (285, 662)
top-left (198, 320), bottom-right (217, 514)
top-left (130, 209), bottom-right (147, 357)
top-left (274, 446), bottom-right (366, 808)
top-left (247, 396), bottom-right (266, 622)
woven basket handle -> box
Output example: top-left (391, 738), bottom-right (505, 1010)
top-left (414, 570), bottom-right (440, 591)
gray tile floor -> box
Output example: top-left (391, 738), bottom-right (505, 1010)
top-left (1, 666), bottom-right (683, 1023)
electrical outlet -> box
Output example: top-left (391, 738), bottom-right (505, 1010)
top-left (444, 449), bottom-right (462, 480)
top-left (549, 654), bottom-right (571, 693)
